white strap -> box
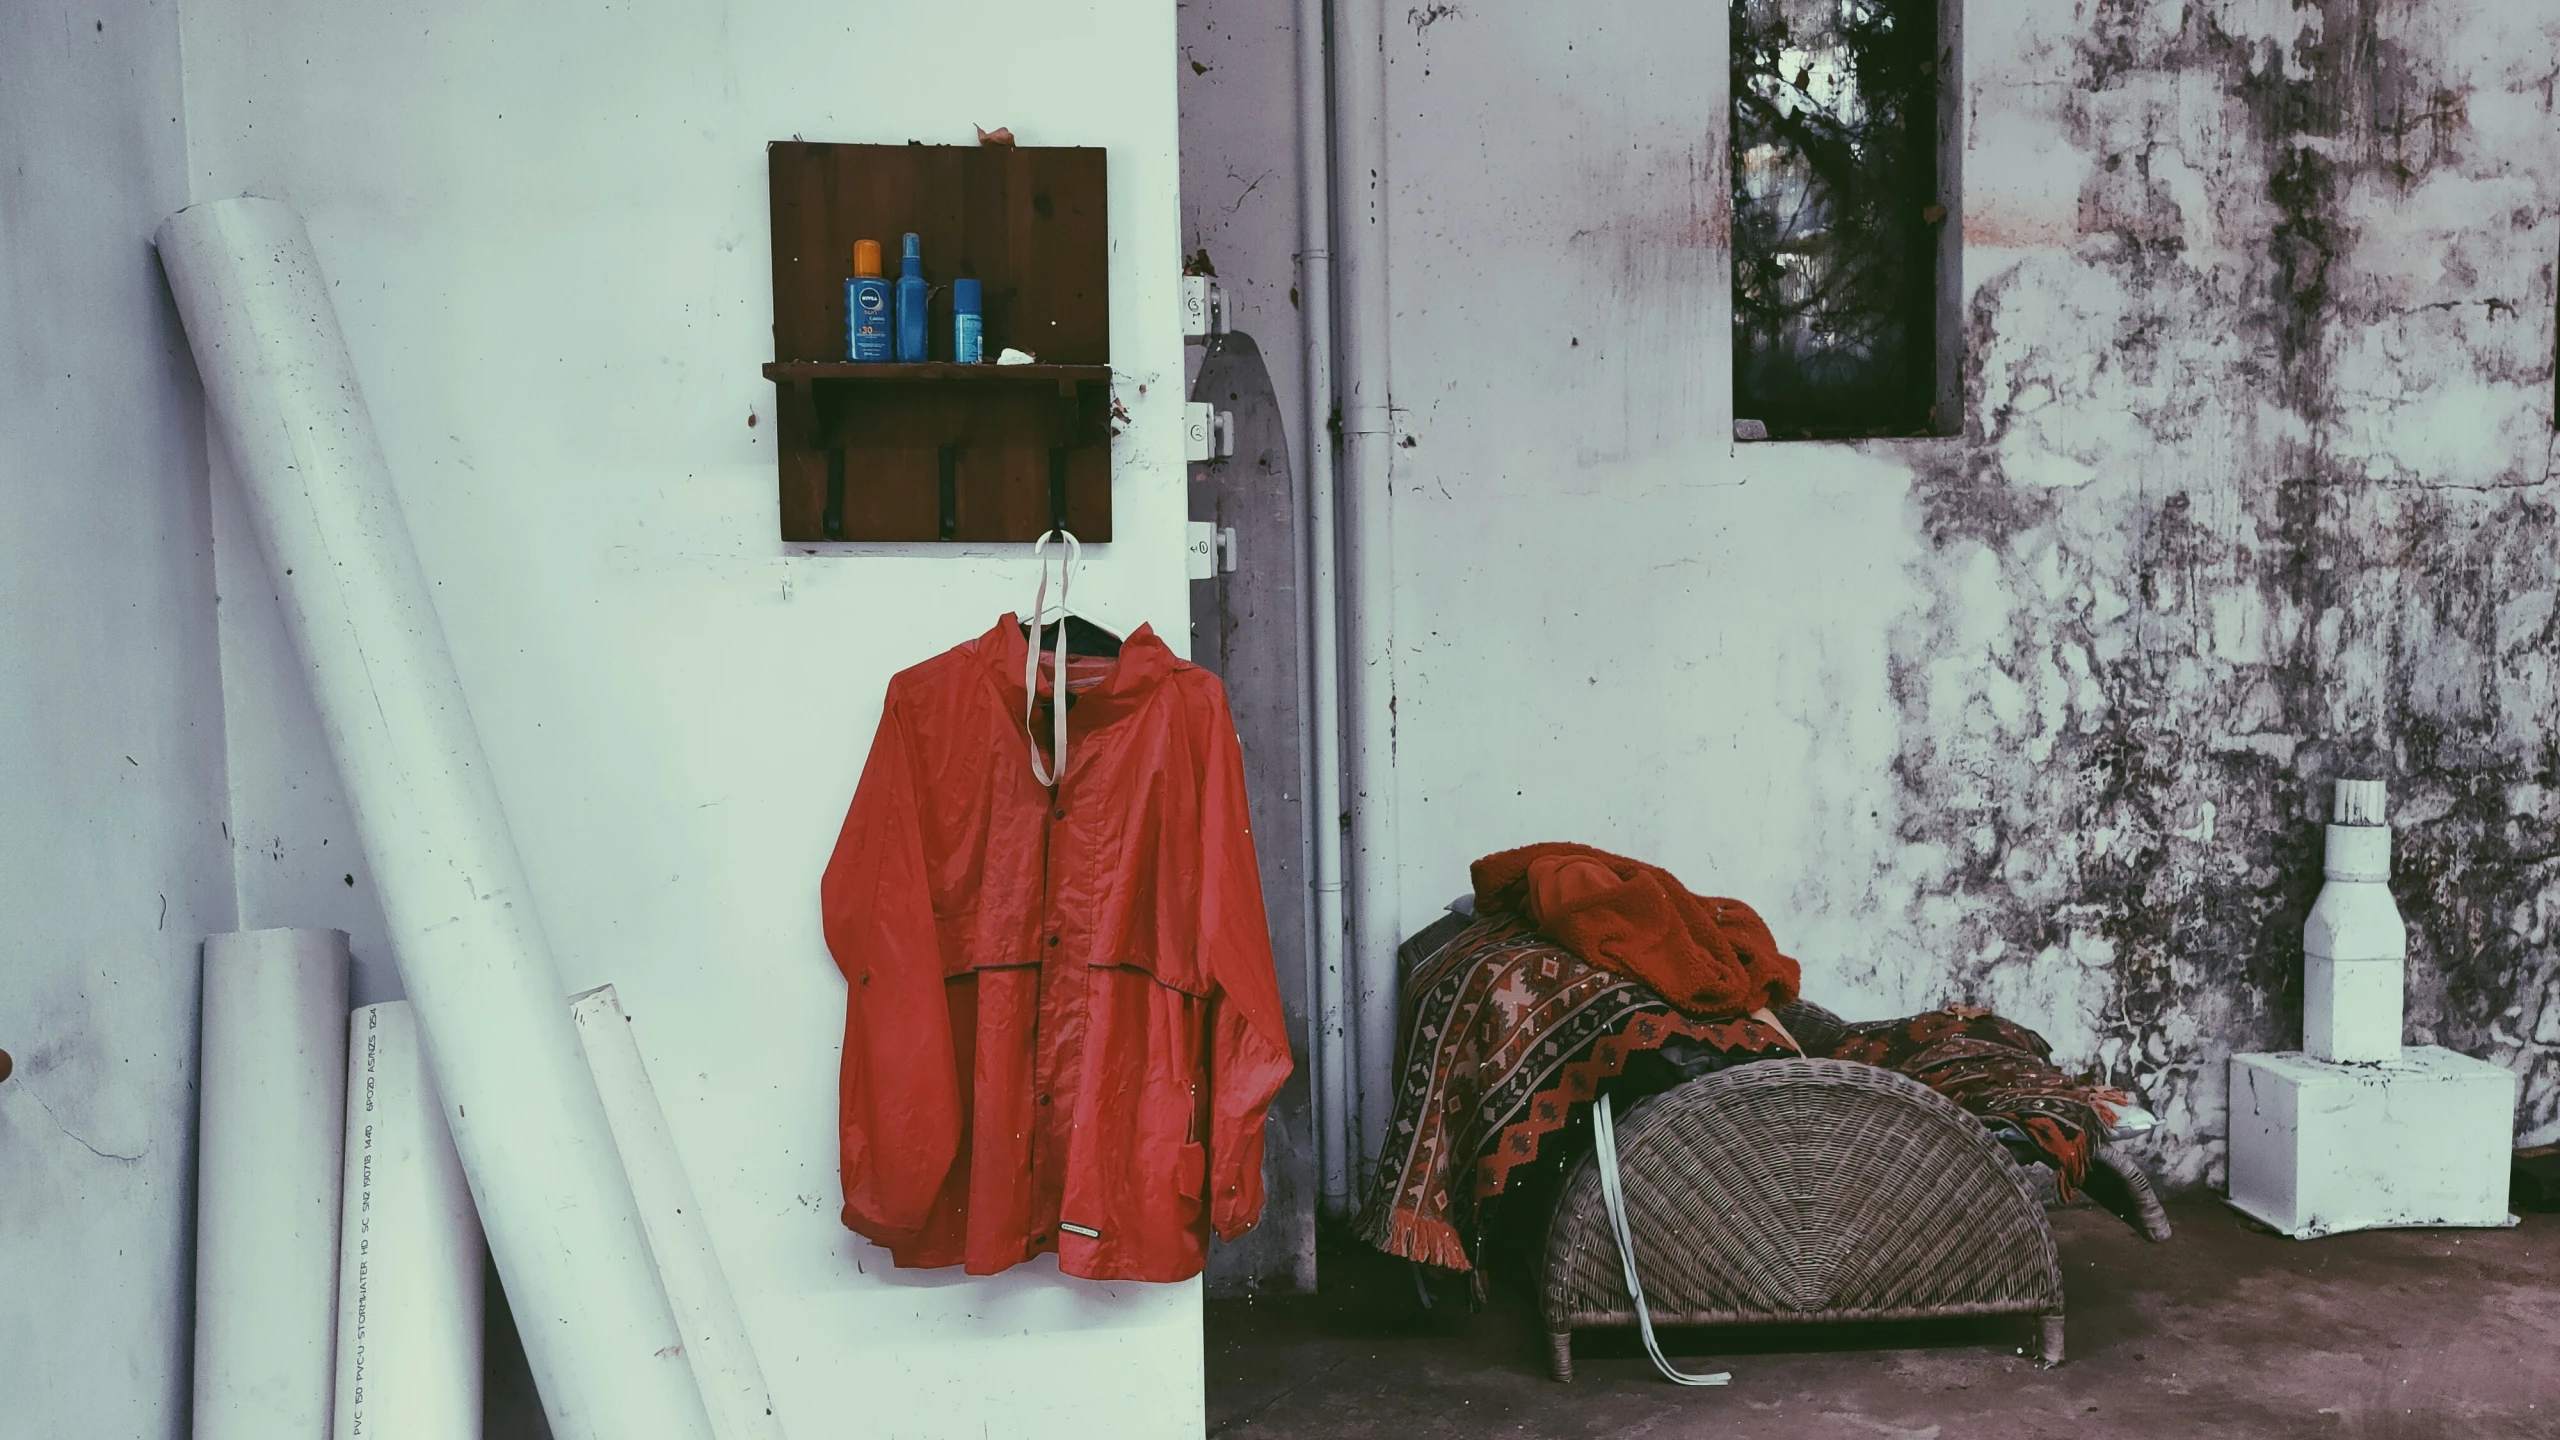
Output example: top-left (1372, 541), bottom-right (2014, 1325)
top-left (1593, 1093), bottom-right (1733, 1387)
top-left (1752, 1006), bottom-right (1805, 1055)
top-left (1023, 530), bottom-right (1077, 786)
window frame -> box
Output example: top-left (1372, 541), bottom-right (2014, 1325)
top-left (1728, 0), bottom-right (1964, 443)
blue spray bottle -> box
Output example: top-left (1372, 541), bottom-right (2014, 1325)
top-left (952, 278), bottom-right (984, 363)
top-left (895, 233), bottom-right (929, 362)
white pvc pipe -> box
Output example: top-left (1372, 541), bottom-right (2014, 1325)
top-left (2303, 780), bottom-right (2408, 1065)
top-left (1331, 0), bottom-right (1403, 1170)
top-left (157, 198), bottom-right (714, 1440)
top-left (194, 927), bottom-right (350, 1440)
top-left (571, 986), bottom-right (786, 1440)
top-left (1297, 0), bottom-right (1354, 1220)
top-left (334, 1003), bottom-right (482, 1440)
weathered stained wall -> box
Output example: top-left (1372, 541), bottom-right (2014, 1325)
top-left (1179, 0), bottom-right (2560, 1191)
top-left (1896, 0), bottom-right (2560, 1184)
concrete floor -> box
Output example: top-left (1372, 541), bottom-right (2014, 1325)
top-left (1207, 1198), bottom-right (2560, 1439)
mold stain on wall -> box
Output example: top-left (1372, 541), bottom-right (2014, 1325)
top-left (1876, 0), bottom-right (2560, 1186)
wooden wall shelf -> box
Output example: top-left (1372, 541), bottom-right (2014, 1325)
top-left (764, 142), bottom-right (1113, 543)
top-left (760, 362), bottom-right (1115, 448)
top-left (763, 362), bottom-right (1114, 383)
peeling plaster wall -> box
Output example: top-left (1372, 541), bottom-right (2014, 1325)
top-left (1181, 0), bottom-right (2560, 1190)
top-left (1891, 0), bottom-right (2560, 1184)
top-left (0, 3), bottom-right (236, 1433)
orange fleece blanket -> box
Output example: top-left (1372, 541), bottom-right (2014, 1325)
top-left (1471, 843), bottom-right (1800, 1016)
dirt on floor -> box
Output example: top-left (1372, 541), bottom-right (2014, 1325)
top-left (1207, 1197), bottom-right (2560, 1440)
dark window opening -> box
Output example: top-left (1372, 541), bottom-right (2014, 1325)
top-left (1732, 0), bottom-right (1945, 439)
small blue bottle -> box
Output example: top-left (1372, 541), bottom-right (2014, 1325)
top-left (952, 278), bottom-right (984, 364)
top-left (895, 233), bottom-right (929, 362)
top-left (845, 239), bottom-right (891, 361)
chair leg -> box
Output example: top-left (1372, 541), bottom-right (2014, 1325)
top-left (1547, 1330), bottom-right (1574, 1383)
top-left (2036, 1313), bottom-right (2065, 1368)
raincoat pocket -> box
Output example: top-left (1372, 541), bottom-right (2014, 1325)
top-left (1086, 947), bottom-right (1209, 998)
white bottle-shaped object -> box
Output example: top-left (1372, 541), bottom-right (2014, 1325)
top-left (2302, 779), bottom-right (2406, 1064)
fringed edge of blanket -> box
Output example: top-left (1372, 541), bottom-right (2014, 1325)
top-left (1351, 1198), bottom-right (1478, 1273)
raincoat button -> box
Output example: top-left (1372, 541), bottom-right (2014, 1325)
top-left (1053, 807), bottom-right (1067, 820)
top-left (1037, 1093), bottom-right (1051, 1106)
top-left (1047, 935), bottom-right (1061, 948)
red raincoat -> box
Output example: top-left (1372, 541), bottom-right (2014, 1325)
top-left (820, 615), bottom-right (1294, 1281)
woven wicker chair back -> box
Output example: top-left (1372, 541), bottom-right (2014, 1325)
top-left (1542, 1057), bottom-right (2065, 1330)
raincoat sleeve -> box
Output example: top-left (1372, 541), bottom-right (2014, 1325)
top-left (1196, 688), bottom-right (1297, 1242)
top-left (820, 692), bottom-right (960, 1246)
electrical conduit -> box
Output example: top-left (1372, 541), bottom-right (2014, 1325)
top-left (1296, 0), bottom-right (1354, 1220)
top-left (1330, 0), bottom-right (1403, 1175)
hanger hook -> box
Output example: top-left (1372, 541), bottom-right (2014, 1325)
top-left (1030, 529), bottom-right (1080, 622)
top-left (1034, 528), bottom-right (1081, 563)
top-left (1024, 530), bottom-right (1081, 786)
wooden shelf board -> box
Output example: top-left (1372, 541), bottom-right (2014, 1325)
top-left (763, 361), bottom-right (1112, 384)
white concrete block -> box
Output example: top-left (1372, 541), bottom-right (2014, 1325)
top-left (2228, 1047), bottom-right (2517, 1238)
top-left (2303, 957), bottom-right (2405, 1064)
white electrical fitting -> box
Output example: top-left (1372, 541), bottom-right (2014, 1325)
top-left (1180, 274), bottom-right (1230, 340)
top-left (1184, 402), bottom-right (1235, 462)
top-left (1186, 522), bottom-right (1240, 580)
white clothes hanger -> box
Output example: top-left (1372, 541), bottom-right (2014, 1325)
top-left (1022, 530), bottom-right (1077, 786)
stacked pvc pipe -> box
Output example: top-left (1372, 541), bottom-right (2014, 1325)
top-left (2303, 778), bottom-right (2407, 1064)
top-left (157, 197), bottom-right (713, 1440)
top-left (333, 1002), bottom-right (483, 1440)
top-left (194, 928), bottom-right (350, 1440)
top-left (571, 987), bottom-right (787, 1440)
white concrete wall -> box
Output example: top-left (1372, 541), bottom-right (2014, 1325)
top-left (1182, 0), bottom-right (2560, 1190)
top-left (1175, 1), bottom-right (1312, 453)
top-left (182, 0), bottom-right (1205, 1434)
top-left (0, 4), bottom-right (238, 1435)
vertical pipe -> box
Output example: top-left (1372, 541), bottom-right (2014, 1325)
top-left (1331, 0), bottom-right (1402, 1169)
top-left (156, 198), bottom-right (715, 1440)
top-left (194, 927), bottom-right (349, 1440)
top-left (1297, 0), bottom-right (1353, 1220)
top-left (333, 1002), bottom-right (483, 1440)
top-left (571, 986), bottom-right (788, 1440)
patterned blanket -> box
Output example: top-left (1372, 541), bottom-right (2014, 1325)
top-left (1352, 911), bottom-right (1794, 1272)
top-left (1356, 917), bottom-right (2139, 1271)
top-left (1828, 1005), bottom-right (2131, 1197)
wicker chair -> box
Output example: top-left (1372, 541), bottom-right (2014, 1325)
top-left (1539, 1053), bottom-right (2067, 1381)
